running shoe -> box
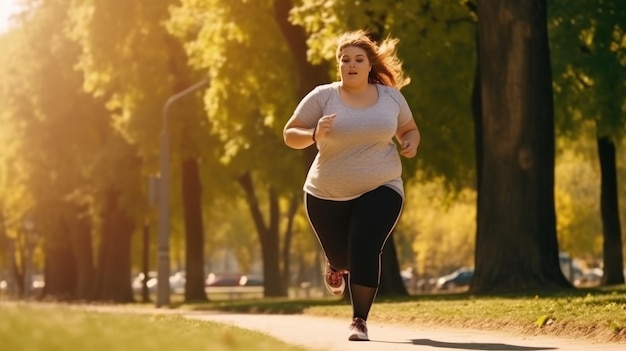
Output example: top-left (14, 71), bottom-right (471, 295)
top-left (348, 317), bottom-right (369, 341)
top-left (323, 264), bottom-right (345, 296)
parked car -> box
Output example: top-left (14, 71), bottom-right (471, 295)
top-left (205, 272), bottom-right (264, 287)
top-left (31, 274), bottom-right (45, 294)
top-left (133, 271), bottom-right (187, 294)
top-left (0, 275), bottom-right (45, 293)
top-left (436, 268), bottom-right (474, 291)
top-left (574, 268), bottom-right (603, 287)
top-left (238, 274), bottom-right (263, 287)
top-left (169, 271), bottom-right (186, 294)
top-left (132, 271), bottom-right (157, 293)
top-left (205, 273), bottom-right (243, 287)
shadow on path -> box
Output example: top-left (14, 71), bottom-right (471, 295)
top-left (369, 338), bottom-right (558, 351)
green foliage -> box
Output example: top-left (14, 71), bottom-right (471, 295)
top-left (550, 0), bottom-right (626, 140)
top-left (204, 198), bottom-right (260, 272)
top-left (0, 32), bottom-right (29, 228)
top-left (168, 0), bottom-right (304, 191)
top-left (169, 0), bottom-right (297, 127)
top-left (554, 136), bottom-right (603, 259)
top-left (397, 177), bottom-right (476, 276)
top-left (70, 0), bottom-right (199, 163)
top-left (0, 0), bottom-right (126, 237)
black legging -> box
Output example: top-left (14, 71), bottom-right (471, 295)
top-left (305, 186), bottom-right (403, 320)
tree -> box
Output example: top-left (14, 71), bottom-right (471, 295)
top-left (168, 0), bottom-right (307, 296)
top-left (69, 0), bottom-right (216, 301)
top-left (471, 0), bottom-right (570, 293)
top-left (549, 0), bottom-right (625, 286)
top-left (0, 0), bottom-right (129, 301)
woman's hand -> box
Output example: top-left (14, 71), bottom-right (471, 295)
top-left (314, 114), bottom-right (336, 142)
top-left (396, 120), bottom-right (420, 158)
top-left (399, 137), bottom-right (418, 158)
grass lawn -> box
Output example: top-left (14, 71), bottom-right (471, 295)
top-left (181, 285), bottom-right (626, 344)
top-left (0, 302), bottom-right (310, 351)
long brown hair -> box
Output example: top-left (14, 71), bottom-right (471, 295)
top-left (335, 30), bottom-right (411, 89)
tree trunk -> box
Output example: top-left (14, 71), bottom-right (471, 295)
top-left (597, 136), bottom-right (624, 286)
top-left (273, 0), bottom-right (331, 99)
top-left (472, 0), bottom-right (570, 293)
top-left (42, 203), bottom-right (78, 301)
top-left (68, 204), bottom-right (94, 301)
top-left (141, 223), bottom-right (151, 303)
top-left (164, 33), bottom-right (208, 302)
top-left (472, 32), bottom-right (483, 219)
top-left (237, 172), bottom-right (285, 297)
top-left (379, 234), bottom-right (408, 296)
top-left (181, 158), bottom-right (208, 302)
top-left (281, 193), bottom-right (299, 291)
top-left (0, 210), bottom-right (18, 298)
top-left (43, 226), bottom-right (77, 301)
top-left (94, 188), bottom-right (134, 302)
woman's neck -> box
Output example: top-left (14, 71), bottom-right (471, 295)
top-left (338, 82), bottom-right (378, 108)
top-left (339, 82), bottom-right (371, 95)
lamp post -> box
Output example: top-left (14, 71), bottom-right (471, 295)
top-left (156, 79), bottom-right (209, 308)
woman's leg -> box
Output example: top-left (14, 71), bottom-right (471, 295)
top-left (347, 186), bottom-right (403, 320)
top-left (304, 194), bottom-right (353, 271)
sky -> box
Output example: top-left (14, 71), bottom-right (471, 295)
top-left (0, 0), bottom-right (21, 33)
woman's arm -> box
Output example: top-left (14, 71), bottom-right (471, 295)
top-left (283, 115), bottom-right (316, 150)
top-left (396, 119), bottom-right (420, 158)
top-left (284, 113), bottom-right (336, 150)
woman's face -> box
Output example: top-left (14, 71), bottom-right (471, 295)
top-left (338, 45), bottom-right (371, 86)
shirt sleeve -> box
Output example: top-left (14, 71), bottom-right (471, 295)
top-left (292, 85), bottom-right (325, 128)
top-left (388, 87), bottom-right (414, 127)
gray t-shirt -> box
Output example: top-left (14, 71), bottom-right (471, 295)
top-left (293, 82), bottom-right (414, 200)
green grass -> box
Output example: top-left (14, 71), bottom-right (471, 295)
top-left (0, 302), bottom-right (311, 351)
top-left (183, 285), bottom-right (626, 343)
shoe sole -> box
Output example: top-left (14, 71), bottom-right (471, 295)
top-left (326, 287), bottom-right (344, 295)
top-left (348, 335), bottom-right (369, 341)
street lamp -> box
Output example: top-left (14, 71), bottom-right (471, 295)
top-left (156, 79), bottom-right (209, 308)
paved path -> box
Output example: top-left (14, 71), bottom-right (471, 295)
top-left (188, 312), bottom-right (625, 351)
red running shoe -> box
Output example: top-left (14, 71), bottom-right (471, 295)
top-left (323, 264), bottom-right (345, 296)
